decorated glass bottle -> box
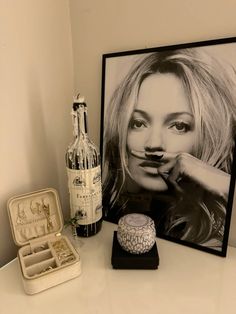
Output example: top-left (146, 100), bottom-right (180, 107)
top-left (66, 95), bottom-right (102, 237)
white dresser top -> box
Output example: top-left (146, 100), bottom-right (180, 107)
top-left (1, 221), bottom-right (236, 314)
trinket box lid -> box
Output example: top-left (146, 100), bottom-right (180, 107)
top-left (7, 188), bottom-right (64, 247)
top-left (117, 213), bottom-right (156, 254)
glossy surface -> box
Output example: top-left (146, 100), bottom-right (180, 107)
top-left (1, 221), bottom-right (236, 314)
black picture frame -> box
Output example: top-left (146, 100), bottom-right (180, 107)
top-left (100, 37), bottom-right (236, 257)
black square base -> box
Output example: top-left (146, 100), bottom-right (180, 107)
top-left (111, 231), bottom-right (159, 269)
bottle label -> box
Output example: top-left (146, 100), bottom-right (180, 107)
top-left (67, 166), bottom-right (102, 225)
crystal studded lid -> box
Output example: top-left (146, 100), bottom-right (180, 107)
top-left (123, 213), bottom-right (150, 228)
top-left (117, 213), bottom-right (156, 254)
top-left (118, 213), bottom-right (156, 234)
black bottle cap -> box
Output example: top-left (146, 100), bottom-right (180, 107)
top-left (73, 95), bottom-right (87, 111)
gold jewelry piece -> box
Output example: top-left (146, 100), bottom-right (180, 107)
top-left (42, 265), bottom-right (53, 272)
top-left (58, 251), bottom-right (74, 260)
top-left (34, 244), bottom-right (47, 253)
top-left (30, 200), bottom-right (42, 215)
top-left (52, 239), bottom-right (68, 251)
top-left (51, 239), bottom-right (74, 264)
top-left (34, 265), bottom-right (54, 276)
top-left (16, 203), bottom-right (27, 225)
top-left (61, 256), bottom-right (75, 265)
top-left (42, 198), bottom-right (53, 232)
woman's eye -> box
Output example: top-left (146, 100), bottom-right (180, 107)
top-left (129, 119), bottom-right (147, 129)
top-left (169, 121), bottom-right (191, 133)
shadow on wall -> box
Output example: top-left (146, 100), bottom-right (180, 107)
top-left (25, 71), bottom-right (71, 221)
top-left (0, 72), bottom-right (61, 267)
top-left (25, 72), bottom-right (59, 189)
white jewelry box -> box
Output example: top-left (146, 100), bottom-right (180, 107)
top-left (7, 188), bottom-right (81, 295)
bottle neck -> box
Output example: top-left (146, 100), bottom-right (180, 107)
top-left (73, 103), bottom-right (88, 137)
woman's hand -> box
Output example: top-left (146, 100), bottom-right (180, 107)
top-left (155, 152), bottom-right (230, 201)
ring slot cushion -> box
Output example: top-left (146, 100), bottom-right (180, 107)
top-left (7, 188), bottom-right (81, 294)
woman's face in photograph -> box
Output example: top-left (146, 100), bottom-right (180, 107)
top-left (127, 73), bottom-right (196, 191)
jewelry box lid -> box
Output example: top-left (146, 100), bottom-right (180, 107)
top-left (7, 188), bottom-right (64, 247)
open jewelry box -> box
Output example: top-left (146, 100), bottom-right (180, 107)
top-left (7, 188), bottom-right (81, 295)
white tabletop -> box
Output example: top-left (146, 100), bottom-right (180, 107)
top-left (1, 221), bottom-right (236, 314)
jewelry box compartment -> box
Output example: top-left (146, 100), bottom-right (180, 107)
top-left (7, 188), bottom-right (81, 295)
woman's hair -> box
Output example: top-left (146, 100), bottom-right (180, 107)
top-left (102, 48), bottom-right (236, 245)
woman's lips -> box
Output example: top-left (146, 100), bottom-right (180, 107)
top-left (139, 160), bottom-right (164, 175)
top-left (130, 150), bottom-right (167, 175)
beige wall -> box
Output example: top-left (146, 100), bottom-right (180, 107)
top-left (0, 0), bottom-right (73, 267)
top-left (69, 0), bottom-right (236, 246)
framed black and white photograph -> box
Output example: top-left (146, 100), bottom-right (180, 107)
top-left (100, 37), bottom-right (236, 257)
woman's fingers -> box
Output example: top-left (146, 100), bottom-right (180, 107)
top-left (158, 170), bottom-right (184, 194)
top-left (158, 158), bottom-right (176, 173)
top-left (159, 152), bottom-right (230, 201)
top-left (158, 158), bottom-right (184, 194)
top-left (158, 153), bottom-right (195, 194)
